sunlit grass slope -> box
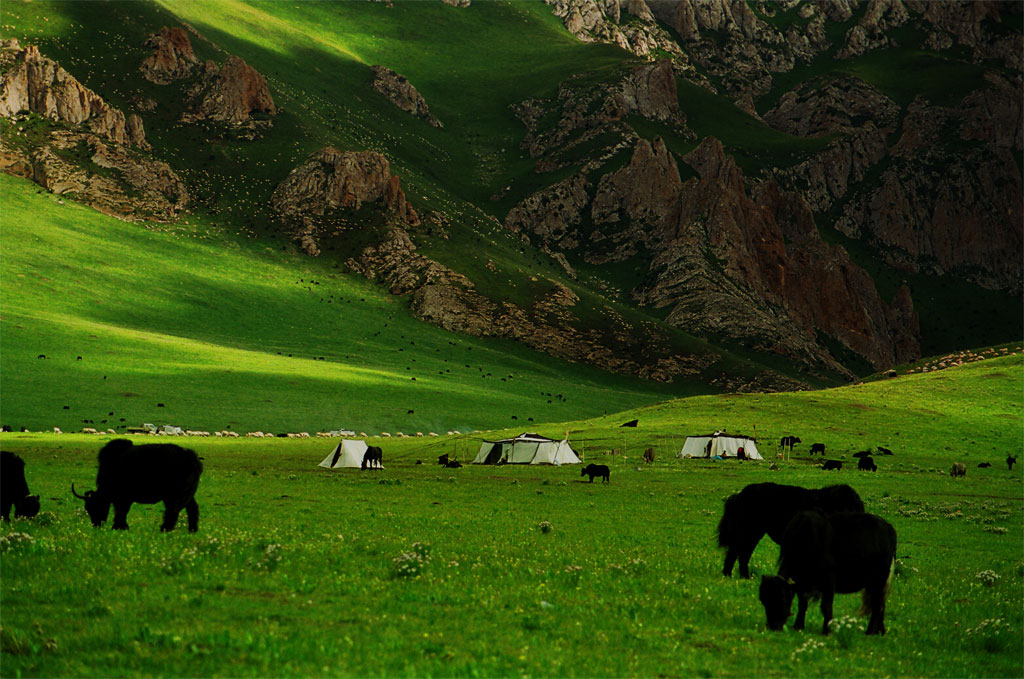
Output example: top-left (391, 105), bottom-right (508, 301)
top-left (0, 174), bottom-right (685, 433)
top-left (0, 355), bottom-right (1020, 678)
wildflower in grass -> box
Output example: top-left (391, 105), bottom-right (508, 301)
top-left (0, 532), bottom-right (35, 553)
top-left (249, 543), bottom-right (283, 572)
top-left (975, 569), bottom-right (1000, 586)
top-left (537, 521), bottom-right (552, 534)
top-left (965, 617), bottom-right (1013, 652)
top-left (829, 615), bottom-right (861, 649)
top-left (790, 637), bottom-right (825, 661)
top-left (392, 542), bottom-right (431, 578)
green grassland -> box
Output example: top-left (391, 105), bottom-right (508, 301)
top-left (1, 354), bottom-right (1021, 677)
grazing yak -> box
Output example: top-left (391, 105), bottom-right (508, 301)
top-left (1, 451), bottom-right (40, 521)
top-left (361, 446), bottom-right (383, 470)
top-left (877, 446), bottom-right (894, 456)
top-left (977, 462), bottom-right (991, 468)
top-left (780, 436), bottom-right (801, 452)
top-left (1008, 455), bottom-right (1018, 471)
top-left (857, 455), bottom-right (877, 472)
top-left (581, 464), bottom-right (610, 483)
top-left (437, 454), bottom-right (449, 466)
top-left (72, 439), bottom-right (202, 532)
top-left (950, 462), bottom-right (967, 478)
top-left (822, 460), bottom-right (843, 471)
top-left (759, 510), bottom-right (897, 636)
top-left (717, 482), bottom-right (864, 579)
top-left (809, 443), bottom-right (826, 455)
top-left (642, 448), bottom-right (655, 464)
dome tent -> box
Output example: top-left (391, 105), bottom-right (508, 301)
top-left (318, 440), bottom-right (383, 469)
top-left (677, 432), bottom-right (762, 460)
top-left (472, 432), bottom-right (580, 465)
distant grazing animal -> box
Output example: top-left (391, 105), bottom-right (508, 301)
top-left (1008, 455), bottom-right (1018, 471)
top-left (642, 447), bottom-right (655, 464)
top-left (444, 460), bottom-right (463, 469)
top-left (438, 454), bottom-right (449, 466)
top-left (852, 450), bottom-right (871, 458)
top-left (877, 446), bottom-right (893, 456)
top-left (977, 462), bottom-right (991, 468)
top-left (361, 446), bottom-right (383, 470)
top-left (821, 460), bottom-right (843, 471)
top-left (717, 482), bottom-right (864, 579)
top-left (810, 443), bottom-right (826, 455)
top-left (1, 451), bottom-right (40, 521)
top-left (857, 455), bottom-right (877, 472)
top-left (621, 419), bottom-right (639, 428)
top-left (72, 439), bottom-right (202, 532)
top-left (581, 464), bottom-right (610, 483)
top-left (950, 462), bottom-right (966, 478)
top-left (780, 436), bottom-right (801, 452)
top-left (759, 510), bottom-right (897, 635)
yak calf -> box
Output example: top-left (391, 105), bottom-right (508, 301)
top-left (1, 451), bottom-right (40, 521)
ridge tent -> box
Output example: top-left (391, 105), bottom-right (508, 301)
top-left (677, 433), bottom-right (762, 460)
top-left (318, 440), bottom-right (382, 469)
top-left (472, 433), bottom-right (581, 465)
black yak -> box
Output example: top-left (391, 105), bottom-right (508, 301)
top-left (1008, 455), bottom-right (1018, 471)
top-left (950, 462), bottom-right (966, 477)
top-left (780, 436), bottom-right (801, 451)
top-left (809, 443), bottom-right (826, 455)
top-left (581, 464), bottom-right (610, 483)
top-left (437, 453), bottom-right (449, 466)
top-left (1, 451), bottom-right (40, 521)
top-left (822, 460), bottom-right (843, 471)
top-left (857, 456), bottom-right (877, 472)
top-left (717, 482), bottom-right (864, 578)
top-left (759, 510), bottom-right (897, 635)
top-left (361, 446), bottom-right (383, 470)
top-left (72, 439), bottom-right (202, 532)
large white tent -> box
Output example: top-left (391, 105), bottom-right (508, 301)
top-left (677, 433), bottom-right (762, 460)
top-left (318, 440), bottom-right (382, 469)
top-left (472, 433), bottom-right (581, 465)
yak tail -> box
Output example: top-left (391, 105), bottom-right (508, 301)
top-left (717, 493), bottom-right (742, 548)
top-left (857, 557), bottom-right (894, 617)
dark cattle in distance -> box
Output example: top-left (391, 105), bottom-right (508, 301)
top-left (581, 464), bottom-right (610, 483)
top-left (620, 419), bottom-right (639, 428)
top-left (1, 451), bottom-right (40, 521)
top-left (977, 462), bottom-right (991, 468)
top-left (759, 510), bottom-right (897, 636)
top-left (857, 455), bottom-right (877, 472)
top-left (717, 482), bottom-right (864, 579)
top-left (361, 446), bottom-right (383, 470)
top-left (72, 439), bottom-right (202, 532)
top-left (642, 447), bottom-right (655, 464)
top-left (1008, 455), bottom-right (1018, 471)
top-left (444, 460), bottom-right (463, 469)
top-left (877, 446), bottom-right (893, 456)
top-left (438, 454), bottom-right (449, 466)
top-left (852, 450), bottom-right (872, 458)
top-left (821, 460), bottom-right (843, 471)
top-left (780, 436), bottom-right (801, 451)
top-left (810, 443), bottom-right (826, 455)
top-left (950, 462), bottom-right (967, 477)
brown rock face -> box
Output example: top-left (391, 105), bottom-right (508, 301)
top-left (764, 77), bottom-right (900, 138)
top-left (611, 60), bottom-right (682, 125)
top-left (0, 43), bottom-right (146, 148)
top-left (183, 56), bottom-right (276, 127)
top-left (370, 65), bottom-right (442, 128)
top-left (140, 27), bottom-right (199, 84)
top-left (271, 147), bottom-right (419, 255)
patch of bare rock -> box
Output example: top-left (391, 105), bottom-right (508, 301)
top-left (370, 65), bottom-right (443, 128)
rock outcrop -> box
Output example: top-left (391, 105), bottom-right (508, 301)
top-left (544, 0), bottom-right (684, 60)
top-left (0, 41), bottom-right (147, 148)
top-left (182, 56), bottom-right (276, 131)
top-left (763, 76), bottom-right (900, 138)
top-left (271, 147), bottom-right (419, 255)
top-left (140, 26), bottom-right (200, 84)
top-left (370, 65), bottom-right (442, 128)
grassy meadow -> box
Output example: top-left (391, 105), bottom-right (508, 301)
top-left (2, 354), bottom-right (1022, 677)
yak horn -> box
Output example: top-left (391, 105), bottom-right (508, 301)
top-left (71, 482), bottom-right (87, 499)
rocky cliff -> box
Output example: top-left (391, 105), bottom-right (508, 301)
top-left (271, 147), bottom-right (419, 256)
top-left (370, 65), bottom-right (443, 128)
top-left (181, 56), bottom-right (277, 133)
top-left (140, 26), bottom-right (200, 84)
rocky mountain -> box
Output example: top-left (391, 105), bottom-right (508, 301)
top-left (1, 1), bottom-right (1019, 392)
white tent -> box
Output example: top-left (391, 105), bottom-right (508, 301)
top-left (677, 433), bottom-right (762, 460)
top-left (472, 433), bottom-right (581, 465)
top-left (319, 440), bottom-right (382, 469)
